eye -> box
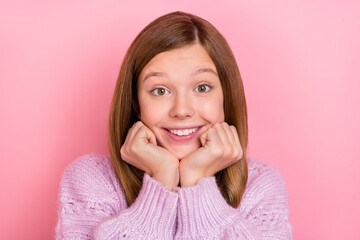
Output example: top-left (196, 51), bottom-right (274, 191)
top-left (195, 84), bottom-right (211, 93)
top-left (151, 87), bottom-right (169, 96)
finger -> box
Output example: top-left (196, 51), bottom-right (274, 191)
top-left (221, 122), bottom-right (236, 145)
top-left (230, 125), bottom-right (241, 148)
top-left (217, 123), bottom-right (238, 159)
top-left (135, 125), bottom-right (157, 145)
top-left (199, 129), bottom-right (209, 147)
top-left (145, 127), bottom-right (157, 145)
top-left (230, 125), bottom-right (243, 159)
top-left (199, 126), bottom-right (219, 147)
top-left (123, 121), bottom-right (145, 147)
top-left (134, 121), bottom-right (158, 145)
top-left (212, 122), bottom-right (230, 146)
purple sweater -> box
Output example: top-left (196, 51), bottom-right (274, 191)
top-left (56, 154), bottom-right (292, 239)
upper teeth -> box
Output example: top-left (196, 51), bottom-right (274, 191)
top-left (169, 128), bottom-right (198, 136)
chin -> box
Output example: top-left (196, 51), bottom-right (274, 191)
top-left (174, 152), bottom-right (188, 160)
top-left (171, 146), bottom-right (199, 160)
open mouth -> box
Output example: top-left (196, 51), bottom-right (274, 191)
top-left (167, 127), bottom-right (200, 136)
top-left (162, 126), bottom-right (204, 143)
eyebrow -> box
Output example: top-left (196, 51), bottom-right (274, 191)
top-left (143, 72), bottom-right (167, 82)
top-left (194, 68), bottom-right (218, 77)
top-left (142, 67), bottom-right (218, 82)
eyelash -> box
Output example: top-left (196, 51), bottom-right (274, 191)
top-left (150, 87), bottom-right (170, 96)
top-left (150, 83), bottom-right (213, 96)
top-left (194, 84), bottom-right (212, 93)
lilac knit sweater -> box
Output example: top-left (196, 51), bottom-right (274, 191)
top-left (56, 154), bottom-right (292, 239)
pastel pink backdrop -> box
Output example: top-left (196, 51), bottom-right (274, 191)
top-left (1, 0), bottom-right (359, 239)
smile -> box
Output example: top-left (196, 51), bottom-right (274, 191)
top-left (168, 127), bottom-right (199, 136)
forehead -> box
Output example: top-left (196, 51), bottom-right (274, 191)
top-left (139, 44), bottom-right (217, 79)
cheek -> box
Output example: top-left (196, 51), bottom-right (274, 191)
top-left (139, 107), bottom-right (155, 126)
top-left (139, 100), bottom-right (168, 126)
top-left (199, 98), bottom-right (224, 123)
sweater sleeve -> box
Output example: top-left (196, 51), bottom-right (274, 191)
top-left (55, 154), bottom-right (178, 239)
top-left (175, 159), bottom-right (292, 240)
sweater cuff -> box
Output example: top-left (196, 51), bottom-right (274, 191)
top-left (121, 173), bottom-right (178, 238)
top-left (177, 176), bottom-right (238, 237)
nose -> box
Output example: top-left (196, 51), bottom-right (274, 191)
top-left (169, 93), bottom-right (194, 119)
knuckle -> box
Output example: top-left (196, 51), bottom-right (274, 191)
top-left (129, 143), bottom-right (138, 153)
top-left (226, 148), bottom-right (233, 158)
top-left (213, 122), bottom-right (221, 129)
top-left (230, 125), bottom-right (237, 132)
top-left (138, 125), bottom-right (147, 134)
top-left (209, 127), bottom-right (216, 133)
top-left (232, 149), bottom-right (240, 160)
top-left (239, 149), bottom-right (244, 158)
top-left (227, 145), bottom-right (241, 161)
top-left (135, 121), bottom-right (143, 126)
top-left (132, 121), bottom-right (143, 129)
top-left (207, 127), bottom-right (216, 135)
top-left (120, 146), bottom-right (125, 155)
top-left (120, 146), bottom-right (129, 160)
top-left (236, 148), bottom-right (243, 160)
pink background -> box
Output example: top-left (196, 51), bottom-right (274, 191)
top-left (1, 0), bottom-right (359, 239)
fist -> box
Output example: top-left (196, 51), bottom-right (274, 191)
top-left (179, 122), bottom-right (243, 187)
top-left (120, 121), bottom-right (179, 190)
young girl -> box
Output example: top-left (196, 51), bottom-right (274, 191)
top-left (56, 11), bottom-right (292, 239)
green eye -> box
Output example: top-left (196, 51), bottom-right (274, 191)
top-left (195, 84), bottom-right (211, 93)
top-left (152, 88), bottom-right (169, 96)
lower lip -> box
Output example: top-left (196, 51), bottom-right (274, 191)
top-left (164, 127), bottom-right (203, 142)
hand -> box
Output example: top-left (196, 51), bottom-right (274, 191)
top-left (179, 122), bottom-right (243, 187)
top-left (120, 121), bottom-right (179, 190)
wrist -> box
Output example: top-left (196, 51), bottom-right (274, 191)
top-left (179, 164), bottom-right (205, 187)
top-left (152, 162), bottom-right (179, 190)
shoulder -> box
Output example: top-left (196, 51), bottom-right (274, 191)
top-left (62, 154), bottom-right (113, 185)
top-left (240, 158), bottom-right (289, 212)
top-left (64, 153), bottom-right (111, 172)
top-left (60, 154), bottom-right (124, 203)
top-left (64, 154), bottom-right (113, 174)
top-left (246, 158), bottom-right (287, 187)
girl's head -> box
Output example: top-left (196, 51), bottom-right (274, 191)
top-left (109, 11), bottom-right (248, 207)
top-left (138, 43), bottom-right (224, 159)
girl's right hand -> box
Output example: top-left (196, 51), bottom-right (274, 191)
top-left (120, 121), bottom-right (179, 190)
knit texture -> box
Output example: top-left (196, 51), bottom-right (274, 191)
top-left (56, 154), bottom-right (292, 239)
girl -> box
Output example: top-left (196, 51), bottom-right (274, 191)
top-left (56, 11), bottom-right (292, 239)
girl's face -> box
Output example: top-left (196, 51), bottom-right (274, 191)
top-left (137, 44), bottom-right (224, 159)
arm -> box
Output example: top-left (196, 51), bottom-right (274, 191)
top-left (175, 161), bottom-right (292, 240)
top-left (56, 155), bottom-right (178, 239)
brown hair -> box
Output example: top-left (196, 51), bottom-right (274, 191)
top-left (108, 11), bottom-right (248, 208)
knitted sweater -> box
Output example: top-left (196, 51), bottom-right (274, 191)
top-left (56, 154), bottom-right (292, 239)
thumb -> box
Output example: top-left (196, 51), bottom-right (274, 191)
top-left (200, 130), bottom-right (209, 147)
top-left (200, 127), bottom-right (220, 148)
top-left (144, 127), bottom-right (157, 145)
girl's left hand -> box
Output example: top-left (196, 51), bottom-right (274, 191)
top-left (179, 122), bottom-right (243, 187)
